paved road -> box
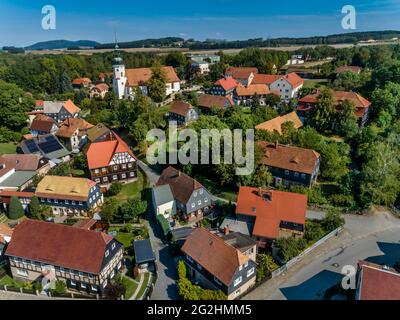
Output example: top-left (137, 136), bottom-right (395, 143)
top-left (138, 160), bottom-right (179, 300)
top-left (243, 209), bottom-right (400, 300)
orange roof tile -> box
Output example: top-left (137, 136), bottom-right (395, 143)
top-left (255, 111), bottom-right (303, 134)
top-left (235, 186), bottom-right (307, 239)
top-left (252, 74), bottom-right (280, 85)
top-left (281, 73), bottom-right (304, 88)
top-left (235, 84), bottom-right (270, 96)
top-left (169, 101), bottom-right (194, 117)
top-left (85, 132), bottom-right (136, 169)
top-left (72, 78), bottom-right (92, 85)
top-left (125, 66), bottom-right (180, 87)
top-left (56, 118), bottom-right (94, 138)
top-left (63, 99), bottom-right (81, 115)
top-left (214, 77), bottom-right (239, 91)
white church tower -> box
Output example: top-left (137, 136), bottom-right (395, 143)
top-left (112, 43), bottom-right (127, 99)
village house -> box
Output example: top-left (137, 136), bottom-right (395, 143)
top-left (0, 154), bottom-right (50, 191)
top-left (181, 228), bottom-right (257, 300)
top-left (29, 114), bottom-right (58, 137)
top-left (167, 101), bottom-right (198, 126)
top-left (5, 219), bottom-right (123, 296)
top-left (152, 184), bottom-right (176, 220)
top-left (0, 190), bottom-right (35, 213)
top-left (86, 123), bottom-right (113, 144)
top-left (19, 134), bottom-right (71, 163)
top-left (335, 65), bottom-right (362, 75)
top-left (255, 111), bottom-right (303, 134)
top-left (85, 132), bottom-right (138, 187)
top-left (208, 77), bottom-right (239, 97)
top-left (269, 73), bottom-right (304, 102)
top-left (251, 74), bottom-right (281, 86)
top-left (35, 175), bottom-right (104, 216)
top-left (0, 223), bottom-right (13, 259)
top-left (56, 118), bottom-right (94, 152)
top-left (198, 94), bottom-right (234, 115)
top-left (40, 100), bottom-right (81, 123)
top-left (225, 67), bottom-right (258, 87)
top-left (233, 84), bottom-right (272, 106)
top-left (89, 83), bottom-right (109, 99)
top-left (297, 90), bottom-right (371, 127)
top-left (156, 166), bottom-right (213, 222)
top-left (221, 187), bottom-right (307, 249)
top-left (220, 231), bottom-right (257, 262)
top-left (356, 261), bottom-right (400, 300)
top-left (113, 45), bottom-right (180, 99)
top-left (72, 77), bottom-right (92, 89)
top-left (133, 239), bottom-right (156, 274)
top-left (258, 141), bottom-right (321, 187)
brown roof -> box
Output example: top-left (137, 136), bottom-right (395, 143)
top-left (72, 219), bottom-right (97, 230)
top-left (198, 94), bottom-right (233, 110)
top-left (156, 166), bottom-right (203, 204)
top-left (5, 219), bottom-right (114, 274)
top-left (63, 99), bottom-right (81, 115)
top-left (235, 187), bottom-right (307, 239)
top-left (255, 111), bottom-right (303, 134)
top-left (357, 261), bottom-right (400, 300)
top-left (181, 228), bottom-right (249, 286)
top-left (72, 78), bottom-right (92, 85)
top-left (298, 90), bottom-right (371, 118)
top-left (235, 84), bottom-right (270, 96)
top-left (0, 190), bottom-right (35, 198)
top-left (125, 66), bottom-right (180, 87)
top-left (169, 101), bottom-right (194, 117)
top-left (56, 118), bottom-right (94, 138)
top-left (87, 123), bottom-right (111, 142)
top-left (30, 114), bottom-right (56, 132)
top-left (0, 154), bottom-right (45, 172)
top-left (252, 74), bottom-right (280, 85)
top-left (0, 223), bottom-right (13, 238)
top-left (336, 66), bottom-right (361, 74)
top-left (258, 142), bottom-right (320, 175)
top-left (226, 67), bottom-right (258, 79)
top-left (92, 83), bottom-right (109, 92)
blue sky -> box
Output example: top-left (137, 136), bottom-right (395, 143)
top-left (1, 0), bottom-right (400, 46)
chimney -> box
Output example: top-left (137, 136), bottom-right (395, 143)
top-left (224, 225), bottom-right (230, 235)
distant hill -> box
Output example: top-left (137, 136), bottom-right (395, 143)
top-left (25, 40), bottom-right (100, 51)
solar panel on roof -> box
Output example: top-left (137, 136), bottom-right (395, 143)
top-left (25, 140), bottom-right (39, 153)
top-left (38, 136), bottom-right (63, 154)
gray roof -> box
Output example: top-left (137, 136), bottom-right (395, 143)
top-left (0, 171), bottom-right (36, 188)
top-left (43, 101), bottom-right (65, 114)
top-left (133, 239), bottom-right (156, 264)
top-left (152, 184), bottom-right (174, 206)
top-left (220, 215), bottom-right (254, 237)
top-left (220, 232), bottom-right (257, 252)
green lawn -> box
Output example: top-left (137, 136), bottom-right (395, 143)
top-left (303, 79), bottom-right (329, 89)
top-left (71, 169), bottom-right (86, 177)
top-left (114, 171), bottom-right (149, 202)
top-left (109, 228), bottom-right (135, 249)
top-left (122, 276), bottom-right (138, 299)
top-left (0, 142), bottom-right (17, 155)
top-left (136, 272), bottom-right (150, 299)
top-left (195, 175), bottom-right (237, 202)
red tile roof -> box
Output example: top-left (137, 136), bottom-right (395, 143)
top-left (56, 118), bottom-right (94, 138)
top-left (157, 166), bottom-right (203, 204)
top-left (336, 66), bottom-right (362, 74)
top-left (298, 90), bottom-right (371, 118)
top-left (125, 66), bottom-right (180, 87)
top-left (169, 101), bottom-right (194, 117)
top-left (0, 154), bottom-right (44, 171)
top-left (214, 77), bottom-right (239, 91)
top-left (93, 83), bottom-right (109, 92)
top-left (30, 114), bottom-right (56, 132)
top-left (5, 219), bottom-right (114, 274)
top-left (0, 190), bottom-right (35, 198)
top-left (280, 73), bottom-right (304, 88)
top-left (235, 84), bottom-right (270, 96)
top-left (35, 100), bottom-right (44, 108)
top-left (357, 261), bottom-right (400, 300)
top-left (63, 99), bottom-right (81, 115)
top-left (258, 141), bottom-right (320, 175)
top-left (198, 94), bottom-right (234, 110)
top-left (181, 228), bottom-right (249, 286)
top-left (72, 78), bottom-right (92, 85)
top-left (85, 132), bottom-right (136, 169)
top-left (226, 67), bottom-right (258, 79)
top-left (252, 74), bottom-right (280, 85)
top-left (235, 187), bottom-right (307, 239)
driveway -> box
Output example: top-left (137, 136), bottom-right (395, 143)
top-left (243, 209), bottom-right (400, 300)
top-left (138, 160), bottom-right (179, 300)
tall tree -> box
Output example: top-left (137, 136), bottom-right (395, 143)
top-left (148, 62), bottom-right (167, 103)
top-left (308, 88), bottom-right (336, 132)
top-left (8, 196), bottom-right (25, 220)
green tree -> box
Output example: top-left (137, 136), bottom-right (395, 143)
top-left (256, 254), bottom-right (278, 283)
top-left (148, 62), bottom-right (167, 103)
top-left (101, 198), bottom-right (118, 223)
top-left (309, 88), bottom-right (336, 132)
top-left (322, 208), bottom-right (345, 232)
top-left (29, 196), bottom-right (50, 220)
top-left (107, 182), bottom-right (123, 196)
top-left (8, 196), bottom-right (25, 220)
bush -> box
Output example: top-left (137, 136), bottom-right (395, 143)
top-left (322, 208), bottom-right (345, 232)
top-left (274, 237), bottom-right (308, 263)
top-left (107, 182), bottom-right (123, 196)
top-left (328, 194), bottom-right (356, 208)
top-left (256, 254), bottom-right (279, 283)
top-left (52, 280), bottom-right (66, 295)
top-left (305, 220), bottom-right (325, 242)
top-left (8, 196), bottom-right (25, 220)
